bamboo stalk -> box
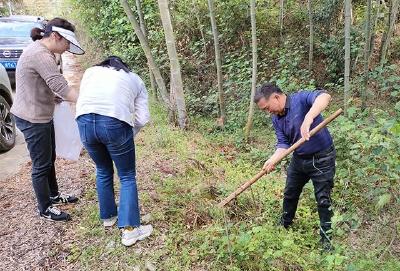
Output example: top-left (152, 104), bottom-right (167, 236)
top-left (120, 0), bottom-right (171, 109)
top-left (344, 0), bottom-right (351, 115)
top-left (218, 108), bottom-right (343, 208)
top-left (158, 0), bottom-right (188, 129)
top-left (244, 0), bottom-right (258, 140)
top-left (208, 0), bottom-right (226, 125)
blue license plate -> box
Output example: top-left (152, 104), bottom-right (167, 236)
top-left (0, 61), bottom-right (17, 69)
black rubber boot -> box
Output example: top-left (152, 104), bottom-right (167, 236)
top-left (277, 215), bottom-right (292, 229)
top-left (318, 206), bottom-right (333, 251)
top-left (281, 198), bottom-right (299, 228)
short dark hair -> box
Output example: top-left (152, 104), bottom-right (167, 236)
top-left (95, 56), bottom-right (131, 73)
top-left (31, 17), bottom-right (76, 41)
top-left (254, 82), bottom-right (282, 103)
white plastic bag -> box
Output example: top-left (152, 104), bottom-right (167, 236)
top-left (53, 102), bottom-right (82, 161)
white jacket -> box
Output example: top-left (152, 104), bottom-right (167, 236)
top-left (76, 66), bottom-right (150, 134)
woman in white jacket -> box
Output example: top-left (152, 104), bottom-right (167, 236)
top-left (76, 56), bottom-right (152, 246)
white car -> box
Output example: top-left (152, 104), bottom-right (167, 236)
top-left (0, 64), bottom-right (15, 151)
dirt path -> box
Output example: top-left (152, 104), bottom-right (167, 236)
top-left (0, 52), bottom-right (174, 270)
top-left (0, 128), bottom-right (29, 181)
top-left (0, 157), bottom-right (94, 270)
top-left (0, 53), bottom-right (89, 270)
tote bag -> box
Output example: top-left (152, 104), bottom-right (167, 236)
top-left (53, 102), bottom-right (82, 161)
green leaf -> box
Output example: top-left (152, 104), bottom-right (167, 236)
top-left (376, 193), bottom-right (392, 210)
top-left (282, 239), bottom-right (293, 247)
top-left (390, 123), bottom-right (400, 135)
top-left (395, 102), bottom-right (400, 112)
top-left (347, 107), bottom-right (357, 118)
top-left (346, 263), bottom-right (358, 271)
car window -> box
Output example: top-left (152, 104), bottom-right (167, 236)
top-left (0, 22), bottom-right (42, 38)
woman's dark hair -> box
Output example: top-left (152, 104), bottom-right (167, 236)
top-left (95, 56), bottom-right (131, 73)
top-left (31, 17), bottom-right (75, 41)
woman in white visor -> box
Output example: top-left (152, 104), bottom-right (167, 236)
top-left (11, 18), bottom-right (84, 222)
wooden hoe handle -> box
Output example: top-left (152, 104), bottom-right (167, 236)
top-left (218, 108), bottom-right (343, 208)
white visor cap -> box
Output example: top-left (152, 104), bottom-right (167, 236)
top-left (52, 26), bottom-right (85, 55)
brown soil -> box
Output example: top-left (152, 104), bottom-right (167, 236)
top-left (0, 54), bottom-right (176, 268)
top-left (0, 53), bottom-right (90, 270)
top-left (0, 156), bottom-right (94, 270)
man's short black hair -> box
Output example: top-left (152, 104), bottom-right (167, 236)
top-left (254, 82), bottom-right (282, 103)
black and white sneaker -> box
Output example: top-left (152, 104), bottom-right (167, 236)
top-left (40, 206), bottom-right (71, 222)
top-left (50, 193), bottom-right (79, 206)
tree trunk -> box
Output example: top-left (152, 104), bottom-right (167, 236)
top-left (157, 0), bottom-right (188, 129)
top-left (135, 0), bottom-right (157, 98)
top-left (362, 0), bottom-right (372, 111)
top-left (307, 0), bottom-right (314, 73)
top-left (379, 2), bottom-right (391, 59)
top-left (192, 0), bottom-right (207, 57)
top-left (368, 0), bottom-right (381, 60)
top-left (380, 0), bottom-right (399, 65)
top-left (244, 0), bottom-right (257, 140)
top-left (168, 78), bottom-right (177, 123)
top-left (120, 0), bottom-right (171, 109)
top-left (135, 0), bottom-right (145, 35)
top-left (207, 0), bottom-right (226, 126)
top-left (344, 0), bottom-right (352, 116)
top-left (279, 0), bottom-right (284, 43)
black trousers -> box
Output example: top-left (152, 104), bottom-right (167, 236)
top-left (14, 116), bottom-right (59, 213)
top-left (282, 145), bottom-right (336, 240)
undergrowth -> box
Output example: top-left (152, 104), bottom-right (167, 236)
top-left (70, 99), bottom-right (400, 270)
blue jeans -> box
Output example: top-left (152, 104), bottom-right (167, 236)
top-left (282, 145), bottom-right (336, 239)
top-left (76, 114), bottom-right (140, 228)
top-left (14, 116), bottom-right (59, 213)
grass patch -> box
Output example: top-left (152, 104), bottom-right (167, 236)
top-left (68, 100), bottom-right (400, 270)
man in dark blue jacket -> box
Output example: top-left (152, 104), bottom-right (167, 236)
top-left (254, 82), bottom-right (336, 250)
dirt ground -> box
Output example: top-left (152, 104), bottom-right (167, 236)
top-left (0, 53), bottom-right (89, 270)
top-left (0, 53), bottom-right (168, 270)
top-left (0, 157), bottom-right (94, 270)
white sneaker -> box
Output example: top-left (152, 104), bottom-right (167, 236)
top-left (121, 225), bottom-right (153, 246)
top-left (103, 216), bottom-right (117, 227)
